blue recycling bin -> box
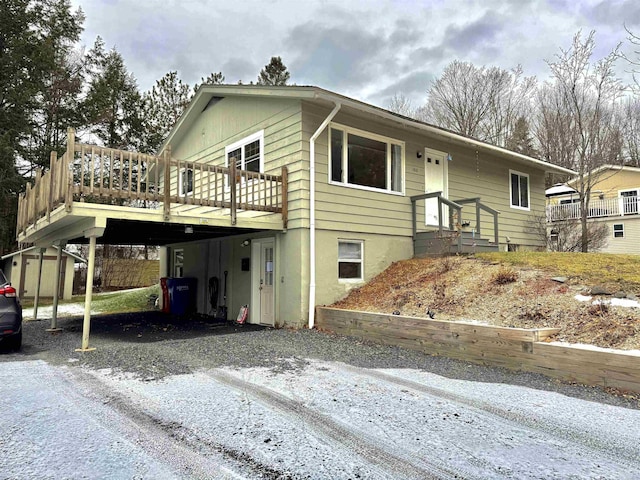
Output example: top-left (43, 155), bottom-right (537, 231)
top-left (166, 277), bottom-right (197, 316)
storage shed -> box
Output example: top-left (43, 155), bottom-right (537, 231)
top-left (0, 246), bottom-right (85, 300)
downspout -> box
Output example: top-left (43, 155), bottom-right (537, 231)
top-left (308, 102), bottom-right (341, 329)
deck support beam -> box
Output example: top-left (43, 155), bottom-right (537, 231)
top-left (32, 247), bottom-right (46, 320)
top-left (76, 226), bottom-right (104, 352)
top-left (47, 242), bottom-right (65, 332)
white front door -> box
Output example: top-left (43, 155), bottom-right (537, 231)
top-left (424, 149), bottom-right (448, 226)
top-left (251, 238), bottom-right (275, 326)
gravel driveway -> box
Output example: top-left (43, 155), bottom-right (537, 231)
top-left (2, 312), bottom-right (640, 479)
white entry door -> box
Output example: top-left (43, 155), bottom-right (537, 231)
top-left (251, 238), bottom-right (275, 326)
top-left (424, 149), bottom-right (448, 226)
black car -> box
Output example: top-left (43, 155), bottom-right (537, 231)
top-left (0, 269), bottom-right (22, 351)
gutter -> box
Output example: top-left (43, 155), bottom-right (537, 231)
top-left (313, 92), bottom-right (576, 176)
top-left (308, 102), bottom-right (341, 329)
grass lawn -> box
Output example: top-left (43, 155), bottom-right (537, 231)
top-left (22, 285), bottom-right (160, 315)
top-left (476, 252), bottom-right (640, 289)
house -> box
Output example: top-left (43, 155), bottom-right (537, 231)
top-left (546, 165), bottom-right (640, 254)
top-left (15, 85), bottom-right (573, 348)
top-left (0, 246), bottom-right (84, 300)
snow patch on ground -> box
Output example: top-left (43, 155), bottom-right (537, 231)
top-left (22, 303), bottom-right (96, 320)
top-left (574, 294), bottom-right (640, 309)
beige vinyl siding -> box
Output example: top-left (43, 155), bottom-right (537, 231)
top-left (600, 218), bottom-right (640, 254)
top-left (577, 169), bottom-right (640, 199)
top-left (166, 96), bottom-right (307, 228)
top-left (302, 102), bottom-right (546, 247)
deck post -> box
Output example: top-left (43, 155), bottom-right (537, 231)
top-left (475, 201), bottom-right (481, 235)
top-left (47, 242), bottom-right (65, 332)
top-left (47, 151), bottom-right (57, 221)
top-left (32, 247), bottom-right (46, 321)
top-left (65, 128), bottom-right (75, 211)
top-left (230, 156), bottom-right (237, 225)
top-left (281, 166), bottom-right (288, 230)
top-left (163, 146), bottom-right (171, 221)
top-left (76, 227), bottom-right (103, 352)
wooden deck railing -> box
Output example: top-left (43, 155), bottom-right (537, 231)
top-left (16, 128), bottom-right (288, 236)
top-left (410, 192), bottom-right (500, 246)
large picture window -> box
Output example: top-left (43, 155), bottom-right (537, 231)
top-left (329, 125), bottom-right (404, 194)
top-left (338, 240), bottom-right (363, 281)
top-left (225, 131), bottom-right (264, 173)
top-left (509, 170), bottom-right (530, 210)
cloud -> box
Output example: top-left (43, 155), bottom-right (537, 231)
top-left (442, 12), bottom-right (504, 53)
top-left (287, 22), bottom-right (389, 89)
top-left (373, 70), bottom-right (435, 107)
top-left (586, 0), bottom-right (640, 27)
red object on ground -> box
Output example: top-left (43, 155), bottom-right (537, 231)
top-left (160, 278), bottom-right (170, 313)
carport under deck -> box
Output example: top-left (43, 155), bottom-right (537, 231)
top-left (16, 128), bottom-right (288, 350)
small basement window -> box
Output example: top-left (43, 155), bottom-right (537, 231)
top-left (338, 240), bottom-right (363, 281)
top-left (613, 224), bottom-right (624, 238)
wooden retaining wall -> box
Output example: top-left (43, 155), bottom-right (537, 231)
top-left (316, 307), bottom-right (640, 394)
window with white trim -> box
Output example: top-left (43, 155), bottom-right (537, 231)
top-left (225, 131), bottom-right (264, 174)
top-left (179, 168), bottom-right (193, 196)
top-left (509, 170), bottom-right (530, 210)
top-left (329, 124), bottom-right (404, 194)
top-left (338, 240), bottom-right (363, 281)
top-left (173, 248), bottom-right (184, 277)
top-left (620, 189), bottom-right (639, 215)
top-left (613, 223), bottom-right (624, 238)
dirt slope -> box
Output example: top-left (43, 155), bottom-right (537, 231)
top-left (331, 256), bottom-right (640, 350)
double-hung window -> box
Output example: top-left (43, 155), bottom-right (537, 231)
top-left (330, 124), bottom-right (404, 194)
top-left (338, 240), bottom-right (363, 281)
top-left (613, 224), bottom-right (624, 238)
top-left (509, 170), bottom-right (530, 210)
top-left (225, 130), bottom-right (264, 174)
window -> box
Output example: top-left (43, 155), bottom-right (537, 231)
top-left (173, 249), bottom-right (184, 277)
top-left (559, 198), bottom-right (579, 205)
top-left (329, 124), bottom-right (404, 194)
top-left (179, 168), bottom-right (193, 196)
top-left (225, 131), bottom-right (264, 174)
top-left (613, 224), bottom-right (624, 238)
top-left (509, 170), bottom-right (530, 210)
top-left (338, 240), bottom-right (363, 281)
top-left (620, 189), bottom-right (639, 215)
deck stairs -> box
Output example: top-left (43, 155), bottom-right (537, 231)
top-left (414, 230), bottom-right (500, 256)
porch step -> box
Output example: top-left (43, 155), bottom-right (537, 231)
top-left (414, 230), bottom-right (499, 256)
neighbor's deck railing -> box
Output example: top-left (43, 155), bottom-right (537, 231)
top-left (546, 196), bottom-right (639, 222)
top-left (16, 128), bottom-right (288, 236)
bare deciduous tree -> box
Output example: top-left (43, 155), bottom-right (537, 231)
top-left (423, 61), bottom-right (536, 145)
top-left (528, 213), bottom-right (609, 252)
top-left (622, 98), bottom-right (640, 167)
top-left (386, 93), bottom-right (416, 118)
top-left (537, 30), bottom-right (625, 252)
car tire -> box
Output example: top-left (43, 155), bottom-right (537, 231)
top-left (8, 330), bottom-right (22, 352)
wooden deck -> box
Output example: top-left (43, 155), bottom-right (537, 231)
top-left (17, 129), bottom-right (288, 244)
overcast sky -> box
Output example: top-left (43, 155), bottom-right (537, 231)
top-left (69, 0), bottom-right (639, 108)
